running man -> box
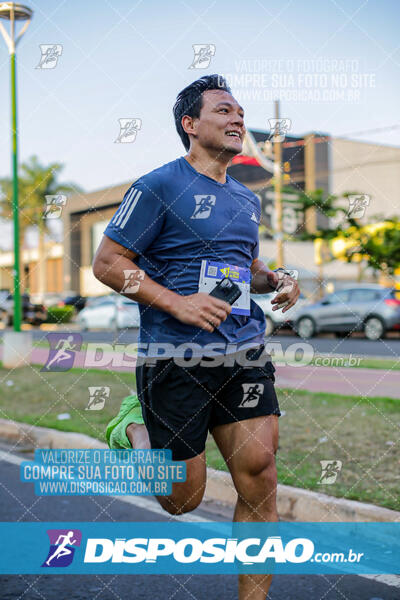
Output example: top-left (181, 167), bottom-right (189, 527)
top-left (44, 335), bottom-right (77, 370)
top-left (93, 74), bottom-right (300, 599)
top-left (45, 531), bottom-right (77, 566)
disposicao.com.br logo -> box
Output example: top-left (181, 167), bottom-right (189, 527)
top-left (84, 535), bottom-right (315, 565)
top-left (1, 522), bottom-right (398, 575)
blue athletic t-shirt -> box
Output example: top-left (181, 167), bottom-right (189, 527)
top-left (104, 156), bottom-right (267, 357)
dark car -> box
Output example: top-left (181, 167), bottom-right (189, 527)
top-left (63, 295), bottom-right (87, 312)
top-left (0, 292), bottom-right (47, 327)
top-left (294, 285), bottom-right (400, 341)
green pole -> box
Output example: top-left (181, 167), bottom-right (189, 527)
top-left (10, 49), bottom-right (21, 331)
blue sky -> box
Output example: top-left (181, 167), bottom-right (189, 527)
top-left (0, 0), bottom-right (399, 197)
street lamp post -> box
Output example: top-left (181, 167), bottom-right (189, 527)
top-left (0, 2), bottom-right (32, 332)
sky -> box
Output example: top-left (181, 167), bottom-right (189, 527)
top-left (0, 0), bottom-right (399, 247)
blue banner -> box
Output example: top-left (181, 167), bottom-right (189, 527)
top-left (0, 522), bottom-right (398, 574)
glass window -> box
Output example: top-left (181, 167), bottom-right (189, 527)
top-left (350, 289), bottom-right (381, 302)
top-left (88, 295), bottom-right (115, 307)
top-left (322, 290), bottom-right (350, 304)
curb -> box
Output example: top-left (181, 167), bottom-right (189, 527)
top-left (1, 418), bottom-right (399, 523)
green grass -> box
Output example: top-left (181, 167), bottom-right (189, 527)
top-left (206, 388), bottom-right (400, 511)
top-left (0, 366), bottom-right (399, 511)
top-left (0, 365), bottom-right (135, 443)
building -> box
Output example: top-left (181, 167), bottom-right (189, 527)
top-left (0, 242), bottom-right (63, 296)
top-left (61, 132), bottom-right (400, 297)
top-left (62, 182), bottom-right (131, 297)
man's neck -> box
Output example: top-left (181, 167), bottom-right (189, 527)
top-left (184, 151), bottom-right (230, 184)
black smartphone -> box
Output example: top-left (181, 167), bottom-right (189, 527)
top-left (209, 277), bottom-right (242, 305)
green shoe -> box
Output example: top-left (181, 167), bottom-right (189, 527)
top-left (106, 394), bottom-right (144, 449)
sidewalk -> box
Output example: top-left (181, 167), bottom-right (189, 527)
top-left (1, 418), bottom-right (399, 523)
top-left (274, 364), bottom-right (400, 399)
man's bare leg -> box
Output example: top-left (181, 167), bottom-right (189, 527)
top-left (212, 415), bottom-right (279, 599)
top-left (126, 422), bottom-right (150, 450)
top-left (126, 424), bottom-right (207, 515)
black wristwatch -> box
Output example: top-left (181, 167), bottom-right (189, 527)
top-left (271, 268), bottom-right (293, 291)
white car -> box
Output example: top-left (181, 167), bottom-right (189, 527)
top-left (251, 292), bottom-right (308, 336)
top-left (77, 294), bottom-right (140, 330)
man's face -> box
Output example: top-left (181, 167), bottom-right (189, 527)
top-left (189, 89), bottom-right (246, 156)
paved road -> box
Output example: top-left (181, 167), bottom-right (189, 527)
top-left (2, 328), bottom-right (400, 358)
top-left (1, 442), bottom-right (399, 600)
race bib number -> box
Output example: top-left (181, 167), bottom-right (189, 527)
top-left (198, 260), bottom-right (251, 316)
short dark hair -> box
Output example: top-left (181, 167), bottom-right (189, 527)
top-left (173, 74), bottom-right (232, 151)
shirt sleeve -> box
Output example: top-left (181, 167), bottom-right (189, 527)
top-left (252, 236), bottom-right (259, 260)
top-left (103, 177), bottom-right (165, 254)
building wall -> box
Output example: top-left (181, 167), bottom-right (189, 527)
top-left (62, 182), bottom-right (131, 294)
top-left (0, 244), bottom-right (63, 294)
top-left (331, 138), bottom-right (400, 220)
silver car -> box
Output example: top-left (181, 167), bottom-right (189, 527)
top-left (294, 285), bottom-right (400, 340)
top-left (77, 294), bottom-right (140, 330)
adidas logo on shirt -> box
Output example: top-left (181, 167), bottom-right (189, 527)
top-left (112, 187), bottom-right (142, 229)
top-left (251, 212), bottom-right (258, 223)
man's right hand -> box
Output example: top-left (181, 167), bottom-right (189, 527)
top-left (170, 292), bottom-right (232, 332)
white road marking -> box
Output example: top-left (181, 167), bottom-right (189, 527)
top-left (362, 574), bottom-right (400, 588)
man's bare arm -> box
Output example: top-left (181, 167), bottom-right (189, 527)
top-left (250, 258), bottom-right (278, 294)
top-left (92, 235), bottom-right (231, 332)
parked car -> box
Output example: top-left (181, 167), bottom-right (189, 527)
top-left (293, 285), bottom-right (400, 340)
top-left (77, 294), bottom-right (140, 330)
top-left (251, 292), bottom-right (308, 336)
top-left (63, 294), bottom-right (87, 312)
top-left (30, 292), bottom-right (65, 308)
top-left (0, 292), bottom-right (47, 327)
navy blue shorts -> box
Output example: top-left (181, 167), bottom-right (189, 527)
top-left (136, 345), bottom-right (280, 461)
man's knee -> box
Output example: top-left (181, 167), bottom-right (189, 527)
top-left (157, 484), bottom-right (206, 515)
top-left (158, 495), bottom-right (202, 515)
top-left (155, 451), bottom-right (207, 515)
top-left (235, 455), bottom-right (277, 503)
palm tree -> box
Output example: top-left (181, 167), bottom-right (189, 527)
top-left (0, 155), bottom-right (82, 298)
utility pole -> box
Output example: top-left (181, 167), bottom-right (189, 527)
top-left (273, 100), bottom-right (284, 267)
top-left (305, 132), bottom-right (324, 297)
top-left (0, 2), bottom-right (33, 368)
top-left (0, 2), bottom-right (32, 330)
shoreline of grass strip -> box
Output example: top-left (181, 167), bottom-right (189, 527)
top-left (1, 366), bottom-right (399, 511)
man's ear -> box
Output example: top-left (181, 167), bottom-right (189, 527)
top-left (182, 114), bottom-right (197, 137)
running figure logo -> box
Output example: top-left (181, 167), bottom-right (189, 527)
top-left (86, 386), bottom-right (110, 410)
top-left (43, 194), bottom-right (67, 219)
top-left (42, 529), bottom-right (82, 567)
top-left (115, 118), bottom-right (142, 143)
top-left (268, 118), bottom-right (291, 142)
top-left (318, 460), bottom-right (342, 485)
top-left (239, 383), bottom-right (264, 408)
top-left (42, 333), bottom-right (82, 372)
top-left (188, 44), bottom-right (216, 69)
top-left (190, 195), bottom-right (216, 219)
top-left (347, 194), bottom-right (370, 219)
top-left (121, 269), bottom-right (145, 293)
top-left (36, 44), bottom-right (63, 69)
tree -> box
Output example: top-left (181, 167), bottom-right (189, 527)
top-left (289, 188), bottom-right (400, 281)
top-left (284, 188), bottom-right (363, 241)
top-left (0, 155), bottom-right (82, 297)
top-left (340, 219), bottom-right (400, 276)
